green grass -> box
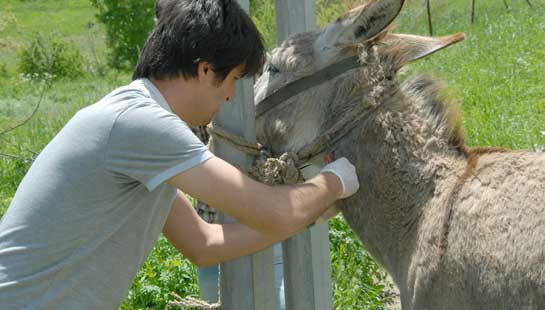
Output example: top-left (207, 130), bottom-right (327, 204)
top-left (329, 218), bottom-right (394, 309)
top-left (0, 0), bottom-right (107, 73)
top-left (1, 0), bottom-right (545, 309)
top-left (120, 237), bottom-right (200, 310)
top-left (396, 0), bottom-right (545, 150)
top-left (0, 73), bottom-right (130, 215)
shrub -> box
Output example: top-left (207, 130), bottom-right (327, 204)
top-left (17, 33), bottom-right (85, 80)
top-left (90, 0), bottom-right (155, 71)
top-left (121, 236), bottom-right (199, 309)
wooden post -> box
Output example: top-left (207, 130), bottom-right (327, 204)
top-left (275, 1), bottom-right (334, 310)
top-left (471, 0), bottom-right (476, 24)
top-left (426, 0), bottom-right (433, 35)
top-left (210, 1), bottom-right (276, 309)
top-left (274, 0), bottom-right (316, 47)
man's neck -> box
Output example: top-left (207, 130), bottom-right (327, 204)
top-left (150, 77), bottom-right (200, 125)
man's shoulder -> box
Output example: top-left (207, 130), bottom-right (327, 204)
top-left (99, 82), bottom-right (154, 106)
top-left (77, 82), bottom-right (163, 124)
top-left (95, 79), bottom-right (173, 116)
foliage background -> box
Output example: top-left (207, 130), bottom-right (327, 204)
top-left (1, 0), bottom-right (544, 309)
top-left (17, 33), bottom-right (85, 79)
top-left (90, 0), bottom-right (156, 70)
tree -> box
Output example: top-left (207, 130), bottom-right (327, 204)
top-left (90, 0), bottom-right (155, 70)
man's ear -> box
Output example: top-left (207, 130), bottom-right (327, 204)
top-left (197, 61), bottom-right (212, 80)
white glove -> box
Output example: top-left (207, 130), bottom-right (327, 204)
top-left (320, 157), bottom-right (359, 199)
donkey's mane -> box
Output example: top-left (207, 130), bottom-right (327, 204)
top-left (274, 32), bottom-right (319, 74)
top-left (399, 75), bottom-right (465, 152)
top-left (350, 41), bottom-right (465, 154)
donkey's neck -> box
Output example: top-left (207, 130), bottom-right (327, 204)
top-left (336, 80), bottom-right (467, 287)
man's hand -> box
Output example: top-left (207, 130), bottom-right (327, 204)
top-left (319, 157), bottom-right (359, 199)
top-left (314, 157), bottom-right (358, 224)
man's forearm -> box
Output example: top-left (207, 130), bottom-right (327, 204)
top-left (198, 222), bottom-right (286, 267)
top-left (169, 157), bottom-right (343, 236)
top-left (263, 172), bottom-right (341, 235)
top-left (197, 174), bottom-right (340, 267)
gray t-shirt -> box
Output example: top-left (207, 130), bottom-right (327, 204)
top-left (0, 79), bottom-right (213, 309)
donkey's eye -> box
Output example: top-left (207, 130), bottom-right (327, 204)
top-left (267, 63), bottom-right (280, 74)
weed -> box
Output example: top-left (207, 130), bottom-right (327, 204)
top-left (17, 33), bottom-right (86, 80)
top-left (120, 236), bottom-right (199, 309)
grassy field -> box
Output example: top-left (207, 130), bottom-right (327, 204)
top-left (0, 0), bottom-right (107, 72)
top-left (1, 0), bottom-right (544, 309)
top-left (396, 0), bottom-right (545, 150)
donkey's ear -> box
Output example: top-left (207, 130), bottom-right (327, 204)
top-left (381, 33), bottom-right (466, 71)
top-left (332, 0), bottom-right (405, 46)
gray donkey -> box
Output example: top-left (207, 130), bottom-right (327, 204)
top-left (254, 0), bottom-right (545, 309)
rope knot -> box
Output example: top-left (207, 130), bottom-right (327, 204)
top-left (250, 152), bottom-right (302, 185)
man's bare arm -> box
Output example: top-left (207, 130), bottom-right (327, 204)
top-left (163, 191), bottom-right (289, 267)
top-left (167, 156), bottom-right (343, 237)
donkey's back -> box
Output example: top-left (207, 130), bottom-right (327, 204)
top-left (408, 151), bottom-right (545, 310)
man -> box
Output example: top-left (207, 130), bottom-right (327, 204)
top-left (0, 1), bottom-right (359, 308)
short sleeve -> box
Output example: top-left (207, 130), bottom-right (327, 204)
top-left (106, 101), bottom-right (213, 191)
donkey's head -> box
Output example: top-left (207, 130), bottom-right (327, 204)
top-left (254, 0), bottom-right (465, 158)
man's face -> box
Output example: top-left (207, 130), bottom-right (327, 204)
top-left (195, 64), bottom-right (245, 125)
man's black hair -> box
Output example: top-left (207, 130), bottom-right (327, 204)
top-left (133, 0), bottom-right (266, 83)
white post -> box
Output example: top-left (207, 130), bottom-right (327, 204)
top-left (275, 1), bottom-right (334, 310)
top-left (210, 1), bottom-right (277, 309)
top-left (274, 0), bottom-right (316, 46)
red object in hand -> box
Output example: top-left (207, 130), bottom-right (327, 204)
top-left (324, 153), bottom-right (334, 164)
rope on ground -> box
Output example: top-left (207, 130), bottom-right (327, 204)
top-left (168, 293), bottom-right (221, 310)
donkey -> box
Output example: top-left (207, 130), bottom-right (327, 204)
top-left (254, 0), bottom-right (545, 309)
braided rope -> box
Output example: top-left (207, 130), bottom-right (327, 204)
top-left (169, 293), bottom-right (221, 310)
top-left (205, 105), bottom-right (377, 185)
top-left (249, 152), bottom-right (302, 185)
top-left (206, 124), bottom-right (262, 156)
top-left (207, 124), bottom-right (302, 185)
